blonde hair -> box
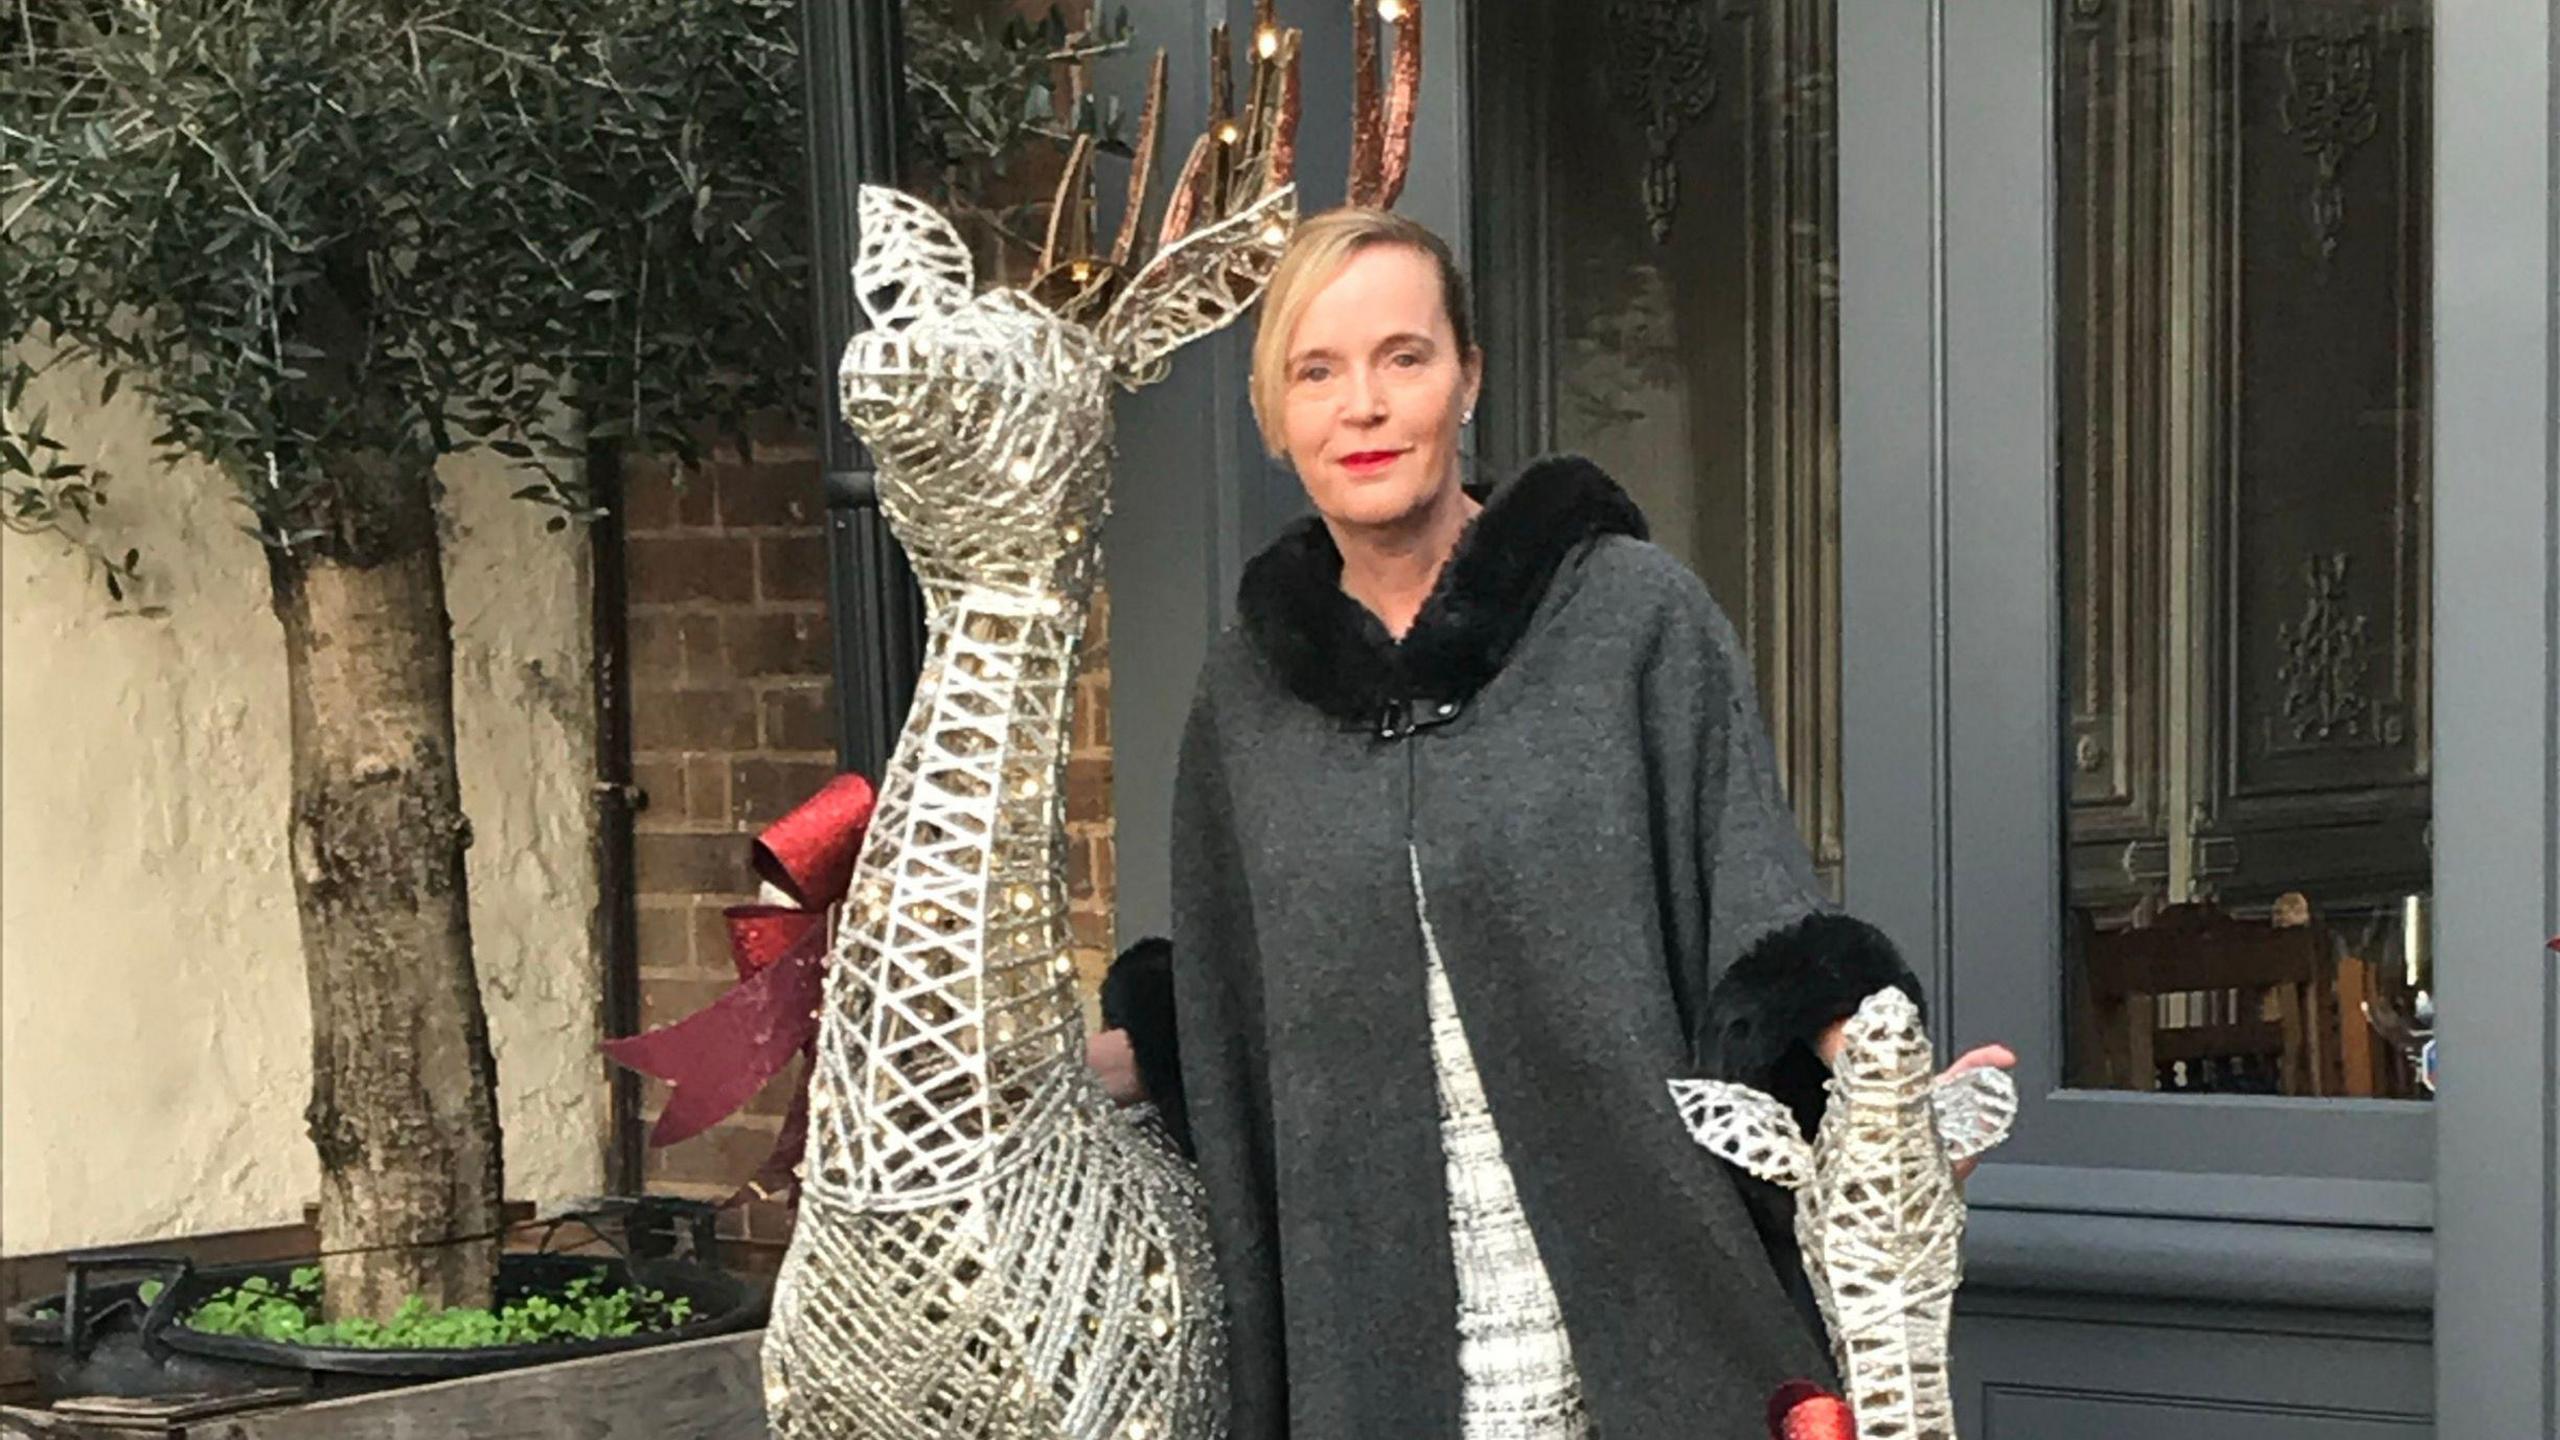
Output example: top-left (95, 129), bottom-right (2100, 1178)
top-left (1249, 208), bottom-right (1476, 457)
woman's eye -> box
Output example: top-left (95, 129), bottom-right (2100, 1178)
top-left (1296, 365), bottom-right (1332, 384)
top-left (1391, 351), bottom-right (1424, 368)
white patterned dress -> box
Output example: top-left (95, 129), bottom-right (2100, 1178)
top-left (1413, 850), bottom-right (1596, 1439)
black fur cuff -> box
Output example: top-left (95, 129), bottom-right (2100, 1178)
top-left (1697, 913), bottom-right (1924, 1134)
top-left (1100, 936), bottom-right (1191, 1156)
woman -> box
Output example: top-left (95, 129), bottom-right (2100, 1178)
top-left (1111, 208), bottom-right (2011, 1439)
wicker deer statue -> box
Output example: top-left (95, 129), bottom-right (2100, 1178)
top-left (1672, 988), bottom-right (2019, 1440)
top-left (759, 6), bottom-right (1421, 1437)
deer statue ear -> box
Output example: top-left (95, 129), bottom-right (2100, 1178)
top-left (1096, 184), bottom-right (1299, 386)
top-left (854, 187), bottom-right (976, 331)
top-left (1669, 1078), bottom-right (1816, 1191)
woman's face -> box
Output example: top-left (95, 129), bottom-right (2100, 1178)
top-left (1279, 243), bottom-right (1481, 532)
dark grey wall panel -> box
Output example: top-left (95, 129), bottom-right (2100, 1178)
top-left (1102, 0), bottom-right (1242, 946)
top-left (1982, 1391), bottom-right (2427, 1440)
top-left (1960, 1303), bottom-right (2433, 1440)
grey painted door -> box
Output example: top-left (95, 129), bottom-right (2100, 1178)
top-left (2425, 4), bottom-right (2558, 1437)
top-left (1836, 2), bottom-right (2557, 1438)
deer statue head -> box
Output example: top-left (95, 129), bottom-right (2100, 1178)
top-left (838, 0), bottom-right (1421, 603)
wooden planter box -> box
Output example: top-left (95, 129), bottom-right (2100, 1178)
top-left (0, 1331), bottom-right (767, 1440)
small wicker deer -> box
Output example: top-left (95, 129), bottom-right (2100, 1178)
top-left (1672, 988), bottom-right (2018, 1440)
top-left (759, 6), bottom-right (1421, 1437)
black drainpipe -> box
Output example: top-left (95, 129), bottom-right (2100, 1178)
top-left (804, 0), bottom-right (925, 777)
top-left (588, 440), bottom-right (647, 1195)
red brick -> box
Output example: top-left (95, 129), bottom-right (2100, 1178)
top-left (628, 611), bottom-right (685, 684)
top-left (641, 904), bottom-right (742, 978)
top-left (739, 1198), bottom-right (798, 1246)
top-left (695, 904), bottom-right (741, 967)
top-left (618, 455), bottom-right (715, 532)
top-left (631, 689), bottom-right (757, 753)
top-left (639, 975), bottom-right (732, 1032)
top-left (630, 611), bottom-right (725, 688)
top-left (634, 904), bottom-right (701, 972)
top-left (725, 610), bottom-right (831, 680)
top-left (647, 1109), bottom-right (785, 1190)
top-left (628, 535), bottom-right (757, 605)
top-left (675, 756), bottom-right (724, 825)
top-left (1071, 678), bottom-right (1112, 751)
top-left (1085, 833), bottom-right (1115, 897)
top-left (1066, 754), bottom-right (1112, 823)
top-left (1070, 941), bottom-right (1111, 999)
top-left (714, 459), bottom-right (823, 529)
top-left (733, 758), bottom-right (844, 827)
top-left (637, 832), bottom-right (755, 896)
top-left (631, 759), bottom-right (686, 830)
top-left (760, 685), bottom-right (839, 753)
top-left (757, 534), bottom-right (831, 604)
top-left (1068, 907), bottom-right (1112, 951)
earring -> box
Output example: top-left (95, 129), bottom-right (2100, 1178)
top-left (1462, 409), bottom-right (1475, 425)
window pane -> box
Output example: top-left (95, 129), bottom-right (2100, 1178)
top-left (1538, 0), bottom-right (1846, 889)
top-left (2057, 0), bottom-right (2434, 1100)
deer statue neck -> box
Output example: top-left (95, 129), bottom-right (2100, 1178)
top-left (802, 436), bottom-right (1113, 1210)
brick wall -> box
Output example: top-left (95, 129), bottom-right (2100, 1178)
top-left (1066, 585), bottom-right (1115, 994)
top-left (618, 441), bottom-right (1116, 1244)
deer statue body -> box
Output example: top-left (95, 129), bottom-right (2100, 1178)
top-left (1672, 989), bottom-right (2019, 1440)
top-left (761, 8), bottom-right (1422, 1436)
top-left (759, 182), bottom-right (1291, 1440)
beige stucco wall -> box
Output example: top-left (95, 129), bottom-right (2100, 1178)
top-left (1, 353), bottom-right (606, 1256)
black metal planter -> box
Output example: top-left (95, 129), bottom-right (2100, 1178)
top-left (6, 1251), bottom-right (768, 1406)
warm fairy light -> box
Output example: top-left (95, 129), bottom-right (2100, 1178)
top-left (1377, 0), bottom-right (1406, 20)
top-left (1256, 26), bottom-right (1280, 57)
top-left (1259, 222), bottom-right (1287, 245)
top-left (1070, 260), bottom-right (1093, 283)
top-left (1217, 121), bottom-right (1241, 145)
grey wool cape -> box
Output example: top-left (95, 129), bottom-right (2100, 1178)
top-left (1164, 455), bottom-right (1924, 1439)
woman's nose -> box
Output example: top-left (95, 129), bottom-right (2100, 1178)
top-left (1344, 366), bottom-right (1387, 423)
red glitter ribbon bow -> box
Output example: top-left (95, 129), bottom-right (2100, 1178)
top-left (1766, 1381), bottom-right (1856, 1440)
top-left (602, 772), bottom-right (876, 1206)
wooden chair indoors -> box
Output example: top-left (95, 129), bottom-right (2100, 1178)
top-left (2076, 902), bottom-right (2342, 1096)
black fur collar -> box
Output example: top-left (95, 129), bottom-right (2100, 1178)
top-left (1236, 455), bottom-right (1649, 723)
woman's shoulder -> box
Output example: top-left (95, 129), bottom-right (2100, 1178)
top-left (1560, 533), bottom-right (1744, 647)
top-left (1184, 624), bottom-right (1292, 729)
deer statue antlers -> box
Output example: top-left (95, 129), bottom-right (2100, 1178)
top-left (1026, 0), bottom-right (1417, 325)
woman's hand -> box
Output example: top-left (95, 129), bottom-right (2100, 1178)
top-left (1936, 1044), bottom-right (2017, 1184)
top-left (1086, 1027), bottom-right (1150, 1105)
top-left (1815, 1022), bottom-right (2017, 1184)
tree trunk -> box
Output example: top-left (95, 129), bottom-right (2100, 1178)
top-left (270, 455), bottom-right (503, 1321)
